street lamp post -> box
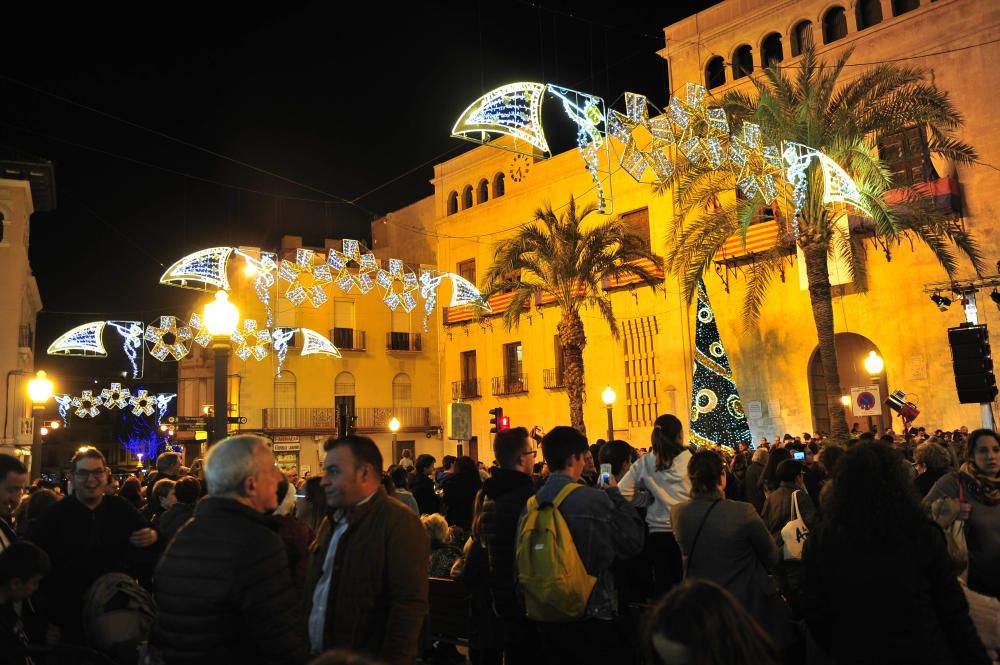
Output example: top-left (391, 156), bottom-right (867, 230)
top-left (389, 416), bottom-right (400, 458)
top-left (203, 291), bottom-right (239, 444)
top-left (27, 370), bottom-right (53, 480)
top-left (863, 351), bottom-right (885, 433)
top-left (601, 386), bottom-right (616, 443)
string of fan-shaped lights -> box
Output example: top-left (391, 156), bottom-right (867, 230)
top-left (451, 81), bottom-right (868, 229)
top-left (47, 240), bottom-right (491, 379)
top-left (52, 384), bottom-right (175, 428)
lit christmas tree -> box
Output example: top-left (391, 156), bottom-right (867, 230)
top-left (690, 281), bottom-right (752, 449)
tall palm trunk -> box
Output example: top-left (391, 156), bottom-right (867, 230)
top-left (801, 240), bottom-right (850, 440)
top-left (558, 310), bottom-right (587, 434)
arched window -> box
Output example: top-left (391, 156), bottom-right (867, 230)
top-left (446, 191), bottom-right (458, 215)
top-left (493, 172), bottom-right (505, 198)
top-left (334, 371), bottom-right (355, 396)
top-left (892, 0), bottom-right (919, 16)
top-left (823, 7), bottom-right (848, 43)
top-left (732, 45), bottom-right (753, 79)
top-left (791, 20), bottom-right (814, 56)
top-left (761, 33), bottom-right (784, 67)
top-left (477, 178), bottom-right (489, 204)
top-left (705, 56), bottom-right (726, 89)
top-left (856, 0), bottom-right (883, 29)
top-left (462, 185), bottom-right (474, 209)
top-left (274, 371), bottom-right (296, 409)
top-left (392, 373), bottom-right (412, 409)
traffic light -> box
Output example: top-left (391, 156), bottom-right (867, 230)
top-left (499, 415), bottom-right (510, 431)
top-left (489, 406), bottom-right (504, 434)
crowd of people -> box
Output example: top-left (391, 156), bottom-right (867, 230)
top-left (0, 416), bottom-right (998, 664)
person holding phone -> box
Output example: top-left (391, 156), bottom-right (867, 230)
top-left (760, 460), bottom-right (817, 615)
top-left (618, 414), bottom-right (692, 599)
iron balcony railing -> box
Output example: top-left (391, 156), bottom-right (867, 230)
top-left (262, 406), bottom-right (430, 430)
top-left (543, 368), bottom-right (566, 389)
top-left (386, 332), bottom-right (422, 352)
top-left (330, 328), bottom-right (366, 351)
top-left (492, 375), bottom-right (528, 396)
top-left (451, 379), bottom-right (481, 400)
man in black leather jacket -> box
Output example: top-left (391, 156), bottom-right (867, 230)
top-left (477, 427), bottom-right (537, 664)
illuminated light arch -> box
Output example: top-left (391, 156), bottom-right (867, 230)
top-left (159, 247), bottom-right (234, 291)
top-left (452, 82), bottom-right (550, 154)
top-left (47, 322), bottom-right (108, 357)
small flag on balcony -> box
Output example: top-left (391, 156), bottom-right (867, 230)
top-left (690, 281), bottom-right (752, 449)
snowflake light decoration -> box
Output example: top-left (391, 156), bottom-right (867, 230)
top-left (328, 239), bottom-right (377, 295)
top-left (188, 313), bottom-right (213, 348)
top-left (72, 390), bottom-right (103, 418)
top-left (729, 122), bottom-right (783, 204)
top-left (231, 320), bottom-right (271, 361)
top-left (144, 316), bottom-right (193, 362)
top-left (130, 389), bottom-right (155, 417)
top-left (608, 92), bottom-right (675, 184)
top-left (669, 82), bottom-right (729, 170)
top-left (375, 258), bottom-right (419, 312)
top-left (100, 383), bottom-right (132, 410)
top-left (279, 248), bottom-right (332, 307)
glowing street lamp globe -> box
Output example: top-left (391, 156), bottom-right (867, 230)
top-left (388, 417), bottom-right (401, 433)
top-left (204, 290), bottom-right (240, 338)
top-left (863, 351), bottom-right (885, 376)
top-left (39, 426), bottom-right (49, 437)
top-left (840, 395), bottom-right (851, 407)
top-left (27, 370), bottom-right (54, 404)
top-left (601, 386), bottom-right (616, 406)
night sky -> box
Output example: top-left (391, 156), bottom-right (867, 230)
top-left (2, 1), bottom-right (720, 394)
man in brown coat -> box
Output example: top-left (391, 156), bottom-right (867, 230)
top-left (306, 435), bottom-right (429, 665)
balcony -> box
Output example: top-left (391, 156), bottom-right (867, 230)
top-left (451, 379), bottom-right (481, 400)
top-left (543, 368), bottom-right (566, 390)
top-left (331, 328), bottom-right (366, 351)
top-left (387, 332), bottom-right (422, 352)
top-left (262, 406), bottom-right (431, 432)
top-left (263, 408), bottom-right (335, 430)
top-left (492, 375), bottom-right (528, 396)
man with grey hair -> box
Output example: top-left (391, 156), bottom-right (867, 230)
top-left (744, 447), bottom-right (768, 514)
top-left (154, 435), bottom-right (308, 664)
top-left (155, 451), bottom-right (182, 480)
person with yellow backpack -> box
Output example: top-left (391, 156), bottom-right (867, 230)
top-left (516, 426), bottom-right (645, 662)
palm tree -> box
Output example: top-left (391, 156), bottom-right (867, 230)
top-left (481, 197), bottom-right (663, 433)
top-left (662, 47), bottom-right (983, 440)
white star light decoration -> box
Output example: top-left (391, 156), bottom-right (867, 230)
top-left (144, 316), bottom-right (193, 361)
top-left (376, 258), bottom-right (419, 312)
top-left (279, 248), bottom-right (333, 307)
top-left (328, 239), bottom-right (377, 295)
top-left (72, 391), bottom-right (103, 418)
top-left (729, 122), bottom-right (782, 204)
top-left (608, 92), bottom-right (676, 183)
top-left (100, 383), bottom-right (132, 410)
top-left (188, 313), bottom-right (213, 349)
top-left (232, 320), bottom-right (272, 361)
top-left (130, 389), bottom-right (155, 417)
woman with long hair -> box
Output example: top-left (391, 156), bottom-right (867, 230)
top-left (441, 456), bottom-right (482, 531)
top-left (760, 447), bottom-right (791, 495)
top-left (805, 442), bottom-right (989, 664)
top-left (645, 579), bottom-right (780, 665)
top-left (925, 428), bottom-right (1000, 599)
top-left (619, 413), bottom-right (692, 599)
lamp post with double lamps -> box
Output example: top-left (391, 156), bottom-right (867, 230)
top-left (203, 291), bottom-right (239, 443)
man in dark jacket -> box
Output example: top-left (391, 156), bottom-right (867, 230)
top-left (306, 435), bottom-right (428, 665)
top-left (28, 447), bottom-right (157, 645)
top-left (153, 435), bottom-right (308, 665)
top-left (744, 448), bottom-right (768, 513)
top-left (409, 454), bottom-right (440, 515)
top-left (478, 427), bottom-right (537, 664)
top-left (0, 455), bottom-right (27, 552)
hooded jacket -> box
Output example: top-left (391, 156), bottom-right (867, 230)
top-left (477, 468), bottom-right (535, 619)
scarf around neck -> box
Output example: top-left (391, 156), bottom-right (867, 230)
top-left (959, 461), bottom-right (1000, 506)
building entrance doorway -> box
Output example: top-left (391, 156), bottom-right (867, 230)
top-left (807, 333), bottom-right (890, 435)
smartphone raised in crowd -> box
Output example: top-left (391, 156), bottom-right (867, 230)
top-left (793, 451), bottom-right (806, 461)
top-left (599, 463), bottom-right (612, 486)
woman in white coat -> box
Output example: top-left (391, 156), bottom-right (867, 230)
top-left (619, 413), bottom-right (692, 599)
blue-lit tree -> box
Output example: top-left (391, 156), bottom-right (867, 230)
top-left (689, 281), bottom-right (752, 449)
top-left (117, 414), bottom-right (176, 466)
